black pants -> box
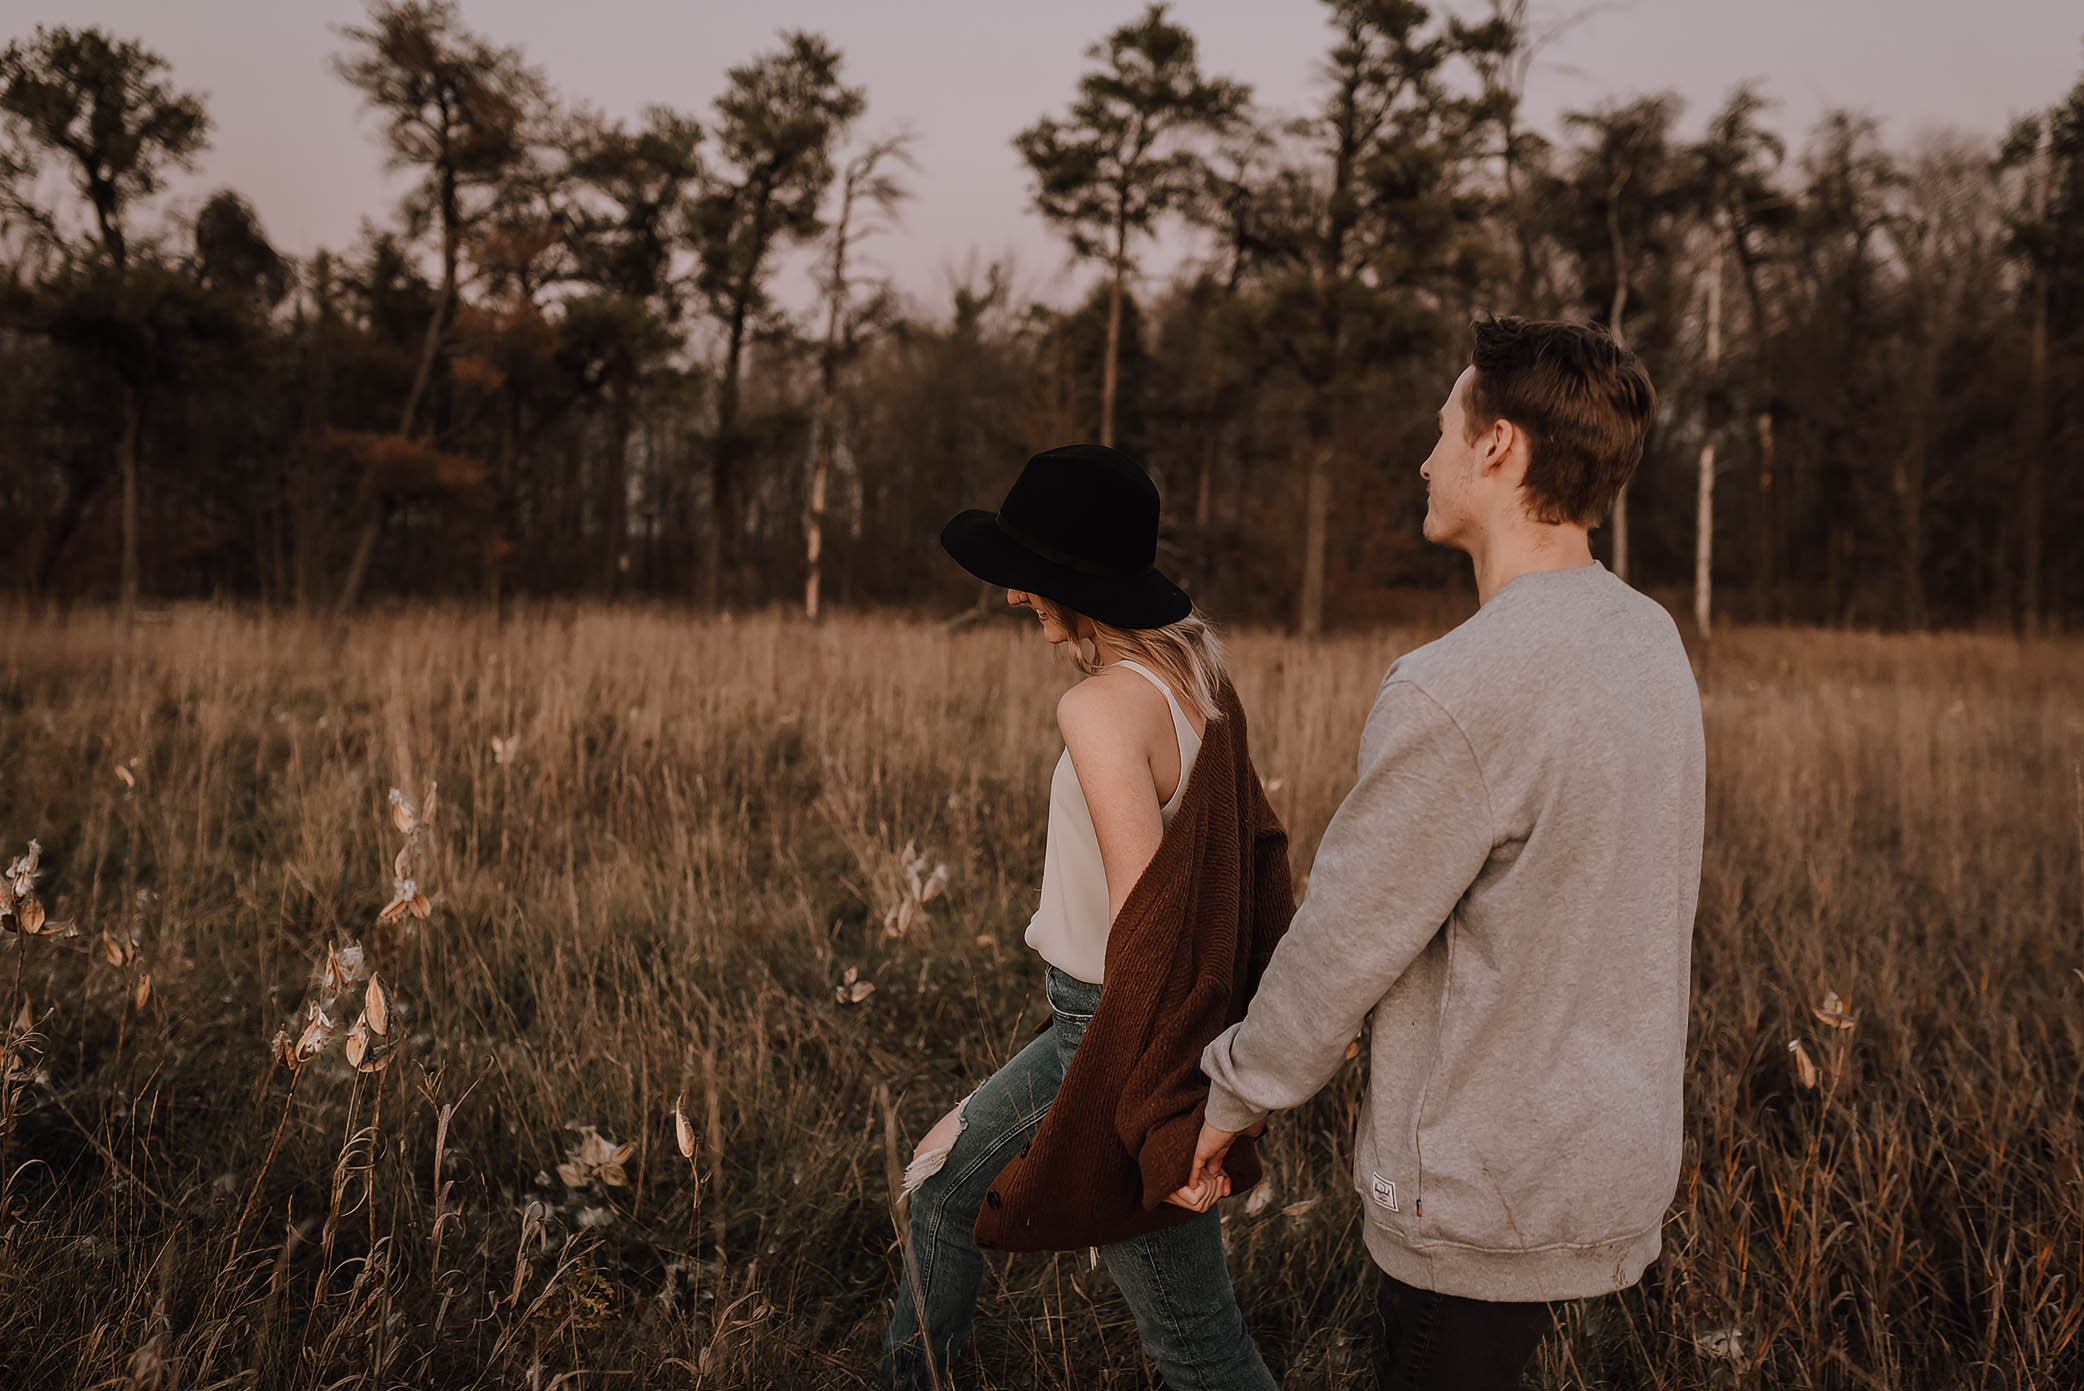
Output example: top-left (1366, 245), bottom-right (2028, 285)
top-left (1374, 1271), bottom-right (1558, 1391)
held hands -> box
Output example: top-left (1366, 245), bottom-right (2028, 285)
top-left (1161, 1118), bottom-right (1268, 1213)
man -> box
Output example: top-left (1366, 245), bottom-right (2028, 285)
top-left (1191, 316), bottom-right (1706, 1389)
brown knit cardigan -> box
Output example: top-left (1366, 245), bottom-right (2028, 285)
top-left (973, 680), bottom-right (1294, 1253)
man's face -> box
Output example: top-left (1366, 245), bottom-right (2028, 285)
top-left (1420, 366), bottom-right (1484, 550)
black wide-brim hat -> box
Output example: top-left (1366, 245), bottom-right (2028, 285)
top-left (941, 443), bottom-right (1191, 630)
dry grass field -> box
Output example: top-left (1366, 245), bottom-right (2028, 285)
top-left (0, 604), bottom-right (2078, 1390)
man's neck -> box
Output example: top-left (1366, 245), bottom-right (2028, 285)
top-left (1465, 519), bottom-right (1597, 606)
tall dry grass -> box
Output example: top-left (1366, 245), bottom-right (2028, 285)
top-left (0, 603), bottom-right (2078, 1389)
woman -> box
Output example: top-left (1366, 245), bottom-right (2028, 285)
top-left (879, 444), bottom-right (1291, 1391)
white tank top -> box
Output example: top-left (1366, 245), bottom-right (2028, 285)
top-left (1026, 659), bottom-right (1204, 985)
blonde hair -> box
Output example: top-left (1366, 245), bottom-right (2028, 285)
top-left (1036, 598), bottom-right (1230, 725)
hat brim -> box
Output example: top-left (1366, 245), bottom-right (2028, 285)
top-left (941, 510), bottom-right (1191, 630)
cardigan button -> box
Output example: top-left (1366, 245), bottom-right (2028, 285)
top-left (985, 1189), bottom-right (1002, 1210)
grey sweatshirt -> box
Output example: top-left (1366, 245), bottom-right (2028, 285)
top-left (1202, 562), bottom-right (1705, 1302)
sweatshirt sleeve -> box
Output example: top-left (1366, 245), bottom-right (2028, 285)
top-left (1201, 677), bottom-right (1493, 1132)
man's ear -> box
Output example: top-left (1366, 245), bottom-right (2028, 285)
top-left (1479, 415), bottom-right (1519, 479)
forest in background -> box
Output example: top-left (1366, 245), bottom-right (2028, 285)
top-left (2, 0), bottom-right (2081, 634)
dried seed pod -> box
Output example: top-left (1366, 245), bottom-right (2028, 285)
top-left (673, 1093), bottom-right (697, 1159)
top-left (420, 780), bottom-right (438, 825)
top-left (393, 847), bottom-right (411, 881)
top-left (344, 1013), bottom-right (372, 1069)
top-left (320, 941), bottom-right (355, 997)
top-left (114, 763), bottom-right (135, 789)
top-left (99, 931), bottom-right (131, 968)
top-left (294, 1004), bottom-right (336, 1063)
top-left (388, 789), bottom-right (417, 835)
top-left (1812, 990), bottom-right (1857, 1031)
top-left (18, 895), bottom-right (46, 935)
top-left (377, 881), bottom-right (415, 925)
top-left (133, 972), bottom-right (151, 1012)
top-left (270, 1028), bottom-right (298, 1070)
top-left (410, 892), bottom-right (431, 920)
top-left (1788, 1038), bottom-right (1819, 1090)
top-left (365, 973), bottom-right (393, 1036)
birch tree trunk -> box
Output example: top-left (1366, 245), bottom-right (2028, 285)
top-left (1695, 230), bottom-right (1723, 639)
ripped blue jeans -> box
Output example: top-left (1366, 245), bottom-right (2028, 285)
top-left (879, 966), bottom-right (1273, 1390)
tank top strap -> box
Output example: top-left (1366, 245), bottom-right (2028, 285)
top-left (1112, 659), bottom-right (1197, 763)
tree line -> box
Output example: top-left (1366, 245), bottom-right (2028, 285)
top-left (1, 0), bottom-right (2079, 633)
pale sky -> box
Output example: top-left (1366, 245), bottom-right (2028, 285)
top-left (8, 0), bottom-right (2082, 315)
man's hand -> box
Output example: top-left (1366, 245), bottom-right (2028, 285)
top-left (1189, 1120), bottom-right (1243, 1193)
top-left (1167, 1117), bottom-right (1269, 1212)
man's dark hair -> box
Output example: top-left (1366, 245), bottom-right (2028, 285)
top-left (1465, 316), bottom-right (1656, 526)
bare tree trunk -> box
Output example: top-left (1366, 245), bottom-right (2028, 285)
top-left (119, 385), bottom-right (141, 625)
top-left (604, 377), bottom-right (633, 597)
top-left (2023, 258), bottom-right (2048, 636)
top-left (1101, 242), bottom-right (1125, 448)
top-left (1695, 230), bottom-right (1723, 640)
top-left (1753, 411), bottom-right (1775, 622)
top-left (805, 434), bottom-right (829, 621)
top-left (1298, 442), bottom-right (1332, 638)
top-left (1607, 207), bottom-right (1632, 584)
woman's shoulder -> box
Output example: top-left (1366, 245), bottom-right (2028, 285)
top-left (1055, 664), bottom-right (1173, 748)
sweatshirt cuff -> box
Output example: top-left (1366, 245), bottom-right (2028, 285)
top-left (1204, 1080), bottom-right (1270, 1134)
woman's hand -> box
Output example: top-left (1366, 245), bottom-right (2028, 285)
top-left (1164, 1171), bottom-right (1231, 1212)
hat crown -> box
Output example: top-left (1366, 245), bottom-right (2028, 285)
top-left (998, 444), bottom-right (1159, 576)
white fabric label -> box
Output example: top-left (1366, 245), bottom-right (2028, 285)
top-left (1370, 1174), bottom-right (1399, 1212)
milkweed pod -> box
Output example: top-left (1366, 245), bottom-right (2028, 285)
top-left (114, 763), bottom-right (135, 788)
top-left (295, 1004), bottom-right (336, 1063)
top-left (344, 1014), bottom-right (372, 1069)
top-left (394, 847), bottom-right (411, 881)
top-left (410, 892), bottom-right (431, 920)
top-left (674, 1093), bottom-right (696, 1159)
top-left (18, 896), bottom-right (45, 935)
top-left (321, 941), bottom-right (354, 996)
top-left (1811, 990), bottom-right (1857, 1031)
top-left (921, 865), bottom-right (950, 904)
top-left (100, 931), bottom-right (129, 967)
top-left (421, 781), bottom-right (438, 825)
top-left (365, 973), bottom-right (392, 1036)
top-left (133, 973), bottom-right (151, 1012)
top-left (1788, 1038), bottom-right (1819, 1090)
